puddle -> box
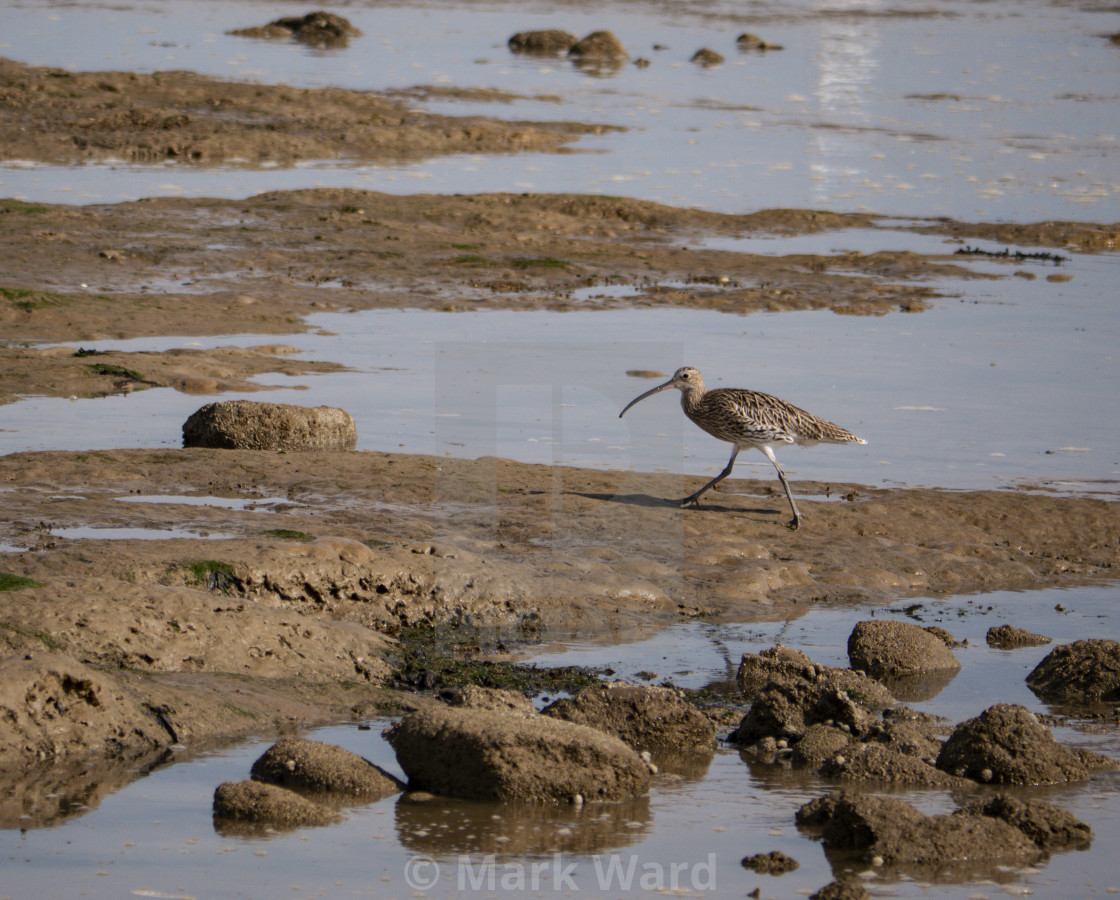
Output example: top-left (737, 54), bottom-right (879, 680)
top-left (1, 0), bottom-right (1118, 221)
top-left (52, 525), bottom-right (237, 541)
top-left (2, 247), bottom-right (1117, 498)
top-left (115, 494), bottom-right (297, 511)
top-left (1, 583), bottom-right (1117, 899)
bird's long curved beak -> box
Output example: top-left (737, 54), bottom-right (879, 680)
top-left (619, 379), bottom-right (674, 418)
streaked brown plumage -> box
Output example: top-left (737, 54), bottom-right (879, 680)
top-left (619, 366), bottom-right (866, 529)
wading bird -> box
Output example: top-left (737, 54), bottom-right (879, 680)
top-left (619, 366), bottom-right (865, 529)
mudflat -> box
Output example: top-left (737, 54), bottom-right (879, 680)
top-left (1, 54), bottom-right (1117, 777)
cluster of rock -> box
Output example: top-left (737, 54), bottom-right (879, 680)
top-left (797, 791), bottom-right (1091, 876)
top-left (507, 28), bottom-right (782, 71)
top-left (214, 736), bottom-right (405, 833)
top-left (206, 615), bottom-right (1115, 893)
top-left (213, 682), bottom-right (715, 827)
top-left (729, 620), bottom-right (1116, 878)
top-left (228, 11), bottom-right (361, 48)
top-left (226, 13), bottom-right (786, 65)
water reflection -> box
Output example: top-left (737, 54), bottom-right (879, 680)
top-left (395, 793), bottom-right (651, 857)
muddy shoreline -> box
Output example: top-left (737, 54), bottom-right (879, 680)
top-left (1, 53), bottom-right (1117, 837)
top-left (2, 445), bottom-right (1117, 776)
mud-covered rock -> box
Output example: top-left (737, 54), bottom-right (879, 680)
top-left (508, 30), bottom-right (578, 54)
top-left (740, 850), bottom-right (799, 874)
top-left (847, 620), bottom-right (961, 678)
top-left (791, 723), bottom-right (853, 767)
top-left (797, 792), bottom-right (1039, 867)
top-left (986, 624), bottom-right (1051, 649)
top-left (229, 11), bottom-right (361, 48)
top-left (1026, 639), bottom-right (1120, 702)
top-left (568, 31), bottom-right (629, 61)
top-left (736, 33), bottom-right (784, 51)
top-left (439, 685), bottom-right (535, 714)
top-left (935, 703), bottom-right (1117, 784)
top-left (385, 705), bottom-right (651, 802)
top-left (737, 645), bottom-right (894, 706)
top-left (820, 742), bottom-right (971, 789)
top-left (730, 681), bottom-right (872, 746)
top-left (810, 881), bottom-right (867, 900)
top-left (212, 779), bottom-right (339, 828)
top-left (542, 682), bottom-right (716, 755)
top-left (960, 795), bottom-right (1093, 849)
top-left (867, 714), bottom-right (946, 761)
top-left (0, 652), bottom-right (167, 762)
top-left (691, 48), bottom-right (724, 67)
top-left (183, 400), bottom-right (357, 451)
top-left (250, 737), bottom-right (404, 799)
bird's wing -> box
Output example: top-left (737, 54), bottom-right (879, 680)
top-left (697, 390), bottom-right (798, 444)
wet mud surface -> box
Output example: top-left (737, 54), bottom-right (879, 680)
top-left (2, 186), bottom-right (1115, 406)
top-left (1, 445), bottom-right (1117, 765)
top-left (0, 57), bottom-right (602, 167)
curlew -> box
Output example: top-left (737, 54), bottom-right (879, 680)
top-left (619, 366), bottom-right (865, 529)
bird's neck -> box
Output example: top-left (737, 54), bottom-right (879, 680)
top-left (679, 384), bottom-right (705, 414)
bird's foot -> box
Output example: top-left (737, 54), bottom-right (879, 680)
top-left (680, 494), bottom-right (702, 509)
top-left (786, 516), bottom-right (801, 531)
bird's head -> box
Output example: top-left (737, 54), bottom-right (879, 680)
top-left (619, 366), bottom-right (704, 417)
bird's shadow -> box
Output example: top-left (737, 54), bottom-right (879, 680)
top-left (569, 490), bottom-right (781, 518)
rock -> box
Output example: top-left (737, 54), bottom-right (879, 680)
top-left (229, 11), bottom-right (361, 48)
top-left (737, 645), bottom-right (893, 706)
top-left (567, 31), bottom-right (628, 61)
top-left (869, 715), bottom-right (946, 760)
top-left (730, 681), bottom-right (873, 745)
top-left (923, 625), bottom-right (965, 648)
top-left (508, 30), bottom-right (578, 54)
top-left (691, 48), bottom-right (724, 67)
top-left (797, 792), bottom-right (1039, 867)
top-left (212, 779), bottom-right (339, 828)
top-left (791, 723), bottom-right (852, 767)
top-left (820, 742), bottom-right (971, 790)
top-left (740, 850), bottom-right (798, 874)
top-left (1026, 639), bottom-right (1120, 702)
top-left (182, 400), bottom-right (357, 450)
top-left (0, 652), bottom-right (167, 762)
top-left (847, 620), bottom-right (961, 678)
top-left (384, 705), bottom-right (651, 802)
top-left (986, 624), bottom-right (1051, 649)
top-left (439, 684), bottom-right (535, 714)
top-left (542, 682), bottom-right (716, 756)
top-left (736, 32), bottom-right (784, 51)
top-left (250, 738), bottom-right (404, 799)
top-left (810, 881), bottom-right (867, 900)
top-left (935, 703), bottom-right (1117, 784)
top-left (961, 795), bottom-right (1093, 849)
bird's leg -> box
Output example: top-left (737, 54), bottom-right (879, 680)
top-left (762, 446), bottom-right (801, 530)
top-left (682, 446), bottom-right (739, 508)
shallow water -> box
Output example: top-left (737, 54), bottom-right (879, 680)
top-left (3, 241), bottom-right (1118, 496)
top-left (1, 0), bottom-right (1118, 221)
top-left (2, 583), bottom-right (1118, 900)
